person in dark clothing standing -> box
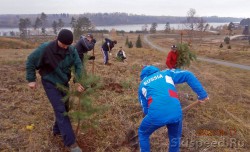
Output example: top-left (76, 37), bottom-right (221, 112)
top-left (26, 29), bottom-right (84, 152)
top-left (101, 38), bottom-right (117, 65)
top-left (75, 33), bottom-right (96, 63)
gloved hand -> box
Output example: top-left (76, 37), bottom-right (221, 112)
top-left (88, 56), bottom-right (95, 60)
top-left (91, 39), bottom-right (96, 44)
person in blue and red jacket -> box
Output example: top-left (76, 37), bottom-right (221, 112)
top-left (166, 45), bottom-right (178, 69)
top-left (138, 65), bottom-right (209, 152)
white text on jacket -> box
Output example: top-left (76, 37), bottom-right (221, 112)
top-left (144, 74), bottom-right (163, 85)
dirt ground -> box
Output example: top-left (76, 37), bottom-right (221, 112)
top-left (0, 32), bottom-right (250, 152)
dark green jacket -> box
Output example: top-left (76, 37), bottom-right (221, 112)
top-left (26, 40), bottom-right (82, 85)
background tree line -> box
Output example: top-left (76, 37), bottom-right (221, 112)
top-left (0, 12), bottom-right (243, 28)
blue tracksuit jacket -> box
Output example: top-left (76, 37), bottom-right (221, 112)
top-left (138, 66), bottom-right (208, 152)
top-left (139, 66), bottom-right (207, 122)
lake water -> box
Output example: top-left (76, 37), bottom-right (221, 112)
top-left (96, 22), bottom-right (228, 32)
top-left (0, 22), bottom-right (228, 35)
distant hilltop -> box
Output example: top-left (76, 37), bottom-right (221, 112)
top-left (0, 12), bottom-right (243, 28)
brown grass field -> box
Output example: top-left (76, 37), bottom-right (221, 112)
top-left (148, 31), bottom-right (250, 66)
top-left (0, 31), bottom-right (249, 152)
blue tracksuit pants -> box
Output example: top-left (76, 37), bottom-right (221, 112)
top-left (138, 115), bottom-right (182, 152)
top-left (42, 79), bottom-right (75, 147)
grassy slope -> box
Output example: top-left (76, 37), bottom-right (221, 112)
top-left (0, 34), bottom-right (249, 152)
top-left (149, 32), bottom-right (250, 66)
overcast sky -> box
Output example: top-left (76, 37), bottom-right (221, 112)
top-left (0, 0), bottom-right (249, 18)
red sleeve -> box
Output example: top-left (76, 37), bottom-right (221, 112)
top-left (166, 52), bottom-right (173, 69)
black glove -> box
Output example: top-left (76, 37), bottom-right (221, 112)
top-left (91, 39), bottom-right (96, 44)
top-left (88, 56), bottom-right (95, 60)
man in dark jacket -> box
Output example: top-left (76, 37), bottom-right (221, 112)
top-left (26, 29), bottom-right (84, 152)
top-left (75, 33), bottom-right (96, 63)
top-left (101, 38), bottom-right (117, 65)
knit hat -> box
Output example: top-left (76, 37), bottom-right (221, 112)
top-left (87, 33), bottom-right (93, 39)
top-left (57, 29), bottom-right (73, 45)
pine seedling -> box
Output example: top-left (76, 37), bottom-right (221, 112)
top-left (176, 43), bottom-right (197, 68)
top-left (57, 56), bottom-right (103, 136)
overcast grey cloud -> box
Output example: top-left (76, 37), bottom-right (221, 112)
top-left (0, 0), bottom-right (249, 18)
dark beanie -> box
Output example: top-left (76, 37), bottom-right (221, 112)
top-left (57, 29), bottom-right (73, 45)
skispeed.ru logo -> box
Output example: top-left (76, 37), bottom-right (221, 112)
top-left (143, 74), bottom-right (163, 85)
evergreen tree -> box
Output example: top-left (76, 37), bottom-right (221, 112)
top-left (164, 22), bottom-right (171, 33)
top-left (18, 18), bottom-right (31, 38)
top-left (70, 17), bottom-right (76, 30)
top-left (176, 43), bottom-right (196, 68)
top-left (136, 35), bottom-right (142, 48)
top-left (128, 41), bottom-right (133, 48)
top-left (73, 16), bottom-right (94, 39)
top-left (40, 12), bottom-right (47, 34)
top-left (150, 22), bottom-right (157, 33)
top-left (57, 56), bottom-right (102, 135)
top-left (52, 19), bottom-right (64, 35)
top-left (52, 20), bottom-right (58, 34)
top-left (58, 18), bottom-right (65, 31)
top-left (33, 17), bottom-right (42, 30)
top-left (227, 22), bottom-right (235, 36)
top-left (224, 36), bottom-right (230, 44)
top-left (125, 36), bottom-right (129, 47)
top-left (219, 43), bottom-right (223, 48)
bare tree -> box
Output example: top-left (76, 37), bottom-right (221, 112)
top-left (186, 8), bottom-right (198, 31)
top-left (141, 24), bottom-right (148, 33)
top-left (197, 18), bottom-right (209, 44)
top-left (185, 8), bottom-right (199, 43)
